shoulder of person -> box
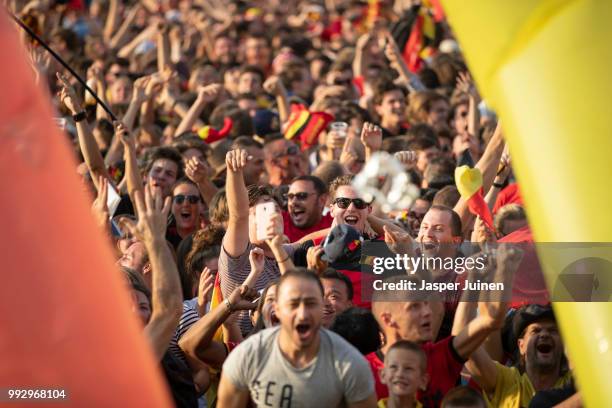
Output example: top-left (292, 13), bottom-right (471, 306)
top-left (323, 329), bottom-right (369, 364)
top-left (225, 327), bottom-right (280, 368)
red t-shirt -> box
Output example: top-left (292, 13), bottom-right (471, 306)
top-left (282, 211), bottom-right (333, 243)
top-left (366, 337), bottom-right (465, 408)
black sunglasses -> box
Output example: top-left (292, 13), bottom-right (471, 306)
top-left (333, 197), bottom-right (369, 210)
top-left (287, 192), bottom-right (314, 201)
top-left (173, 194), bottom-right (201, 204)
top-left (333, 78), bottom-right (352, 86)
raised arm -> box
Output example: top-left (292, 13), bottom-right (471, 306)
top-left (58, 74), bottom-right (110, 189)
top-left (174, 84), bottom-right (222, 137)
top-left (185, 156), bottom-right (218, 205)
top-left (263, 76), bottom-right (290, 125)
top-left (103, 0), bottom-right (120, 43)
top-left (265, 213), bottom-right (296, 275)
top-left (360, 122), bottom-right (382, 163)
top-left (224, 149), bottom-right (251, 257)
top-left (456, 72), bottom-right (481, 140)
top-left (117, 123), bottom-right (144, 215)
top-left (455, 245), bottom-right (523, 393)
top-left (179, 284), bottom-right (258, 369)
top-left (127, 186), bottom-right (182, 360)
top-left (157, 23), bottom-right (171, 73)
top-left (454, 122), bottom-right (505, 236)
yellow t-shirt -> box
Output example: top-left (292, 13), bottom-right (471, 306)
top-left (484, 362), bottom-right (573, 408)
top-left (377, 398), bottom-right (423, 408)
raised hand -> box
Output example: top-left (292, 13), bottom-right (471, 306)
top-left (115, 122), bottom-right (135, 148)
top-left (456, 71), bottom-right (479, 99)
top-left (225, 149), bottom-right (249, 173)
top-left (263, 75), bottom-right (286, 96)
top-left (57, 73), bottom-right (83, 114)
top-left (197, 266), bottom-right (215, 316)
top-left (185, 156), bottom-right (210, 185)
top-left (132, 75), bottom-right (151, 104)
top-left (197, 83), bottom-right (223, 104)
top-left (394, 150), bottom-right (418, 168)
top-left (126, 184), bottom-right (172, 244)
top-left (226, 285), bottom-right (259, 312)
top-left (245, 247), bottom-right (265, 289)
top-left (91, 175), bottom-right (110, 228)
top-left (264, 212), bottom-right (286, 244)
top-left (383, 224), bottom-right (414, 256)
top-left (306, 245), bottom-right (328, 275)
top-left (360, 122), bottom-right (383, 152)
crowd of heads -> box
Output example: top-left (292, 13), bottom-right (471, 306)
top-left (15, 0), bottom-right (576, 405)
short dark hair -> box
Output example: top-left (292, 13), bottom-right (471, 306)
top-left (277, 268), bottom-right (324, 297)
top-left (240, 65), bottom-right (265, 81)
top-left (313, 161), bottom-right (346, 185)
top-left (232, 136), bottom-right (263, 150)
top-left (429, 205), bottom-right (462, 237)
top-left (321, 268), bottom-right (354, 300)
top-left (387, 340), bottom-right (427, 372)
top-left (145, 147), bottom-right (184, 179)
top-left (441, 386), bottom-right (486, 408)
top-left (247, 184), bottom-right (273, 207)
top-left (432, 186), bottom-right (461, 209)
top-left (408, 136), bottom-right (439, 151)
top-left (372, 80), bottom-right (408, 106)
top-left (330, 308), bottom-right (381, 355)
top-left (291, 175), bottom-right (328, 196)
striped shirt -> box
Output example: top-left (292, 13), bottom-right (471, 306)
top-left (218, 241), bottom-right (295, 335)
top-left (169, 300), bottom-right (201, 364)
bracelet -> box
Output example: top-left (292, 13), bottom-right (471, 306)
top-left (72, 111), bottom-right (87, 122)
top-left (278, 255), bottom-right (290, 263)
top-left (493, 182), bottom-right (505, 189)
top-left (224, 298), bottom-right (233, 312)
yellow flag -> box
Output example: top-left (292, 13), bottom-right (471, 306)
top-left (442, 1), bottom-right (612, 406)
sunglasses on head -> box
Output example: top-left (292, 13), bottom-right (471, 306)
top-left (287, 192), bottom-right (313, 201)
top-left (333, 197), bottom-right (369, 209)
top-left (173, 194), bottom-right (201, 204)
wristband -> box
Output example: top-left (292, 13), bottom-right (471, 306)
top-left (72, 111), bottom-right (87, 122)
top-left (224, 298), bottom-right (233, 312)
top-left (278, 255), bottom-right (290, 263)
top-left (493, 182), bottom-right (505, 189)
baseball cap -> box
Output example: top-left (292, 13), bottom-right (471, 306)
top-left (321, 224), bottom-right (363, 263)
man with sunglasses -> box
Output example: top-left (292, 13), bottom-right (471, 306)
top-left (283, 175), bottom-right (333, 242)
top-left (263, 137), bottom-right (304, 186)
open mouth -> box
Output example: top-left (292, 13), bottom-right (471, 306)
top-left (422, 241), bottom-right (438, 251)
top-left (344, 215), bottom-right (359, 226)
top-left (270, 311), bottom-right (279, 326)
top-left (295, 323), bottom-right (312, 338)
top-left (179, 211), bottom-right (192, 220)
top-left (536, 343), bottom-right (553, 354)
top-left (291, 208), bottom-right (306, 221)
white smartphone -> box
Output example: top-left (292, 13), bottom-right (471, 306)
top-left (106, 182), bottom-right (122, 218)
top-left (256, 202), bottom-right (276, 241)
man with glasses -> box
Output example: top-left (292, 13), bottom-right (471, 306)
top-left (263, 137), bottom-right (304, 186)
top-left (283, 175), bottom-right (333, 242)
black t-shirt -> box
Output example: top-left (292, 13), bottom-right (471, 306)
top-left (160, 350), bottom-right (198, 408)
top-left (529, 381), bottom-right (576, 408)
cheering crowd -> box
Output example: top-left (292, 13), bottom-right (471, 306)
top-left (13, 0), bottom-right (581, 406)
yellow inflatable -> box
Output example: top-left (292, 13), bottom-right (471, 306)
top-left (441, 1), bottom-right (612, 406)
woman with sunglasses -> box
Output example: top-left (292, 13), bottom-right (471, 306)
top-left (168, 179), bottom-right (204, 247)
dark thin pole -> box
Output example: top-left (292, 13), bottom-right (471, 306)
top-left (7, 10), bottom-right (118, 121)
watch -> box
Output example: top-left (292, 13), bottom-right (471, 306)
top-left (493, 182), bottom-right (505, 189)
top-left (72, 110), bottom-right (87, 122)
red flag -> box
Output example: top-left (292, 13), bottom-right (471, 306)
top-left (0, 15), bottom-right (172, 406)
